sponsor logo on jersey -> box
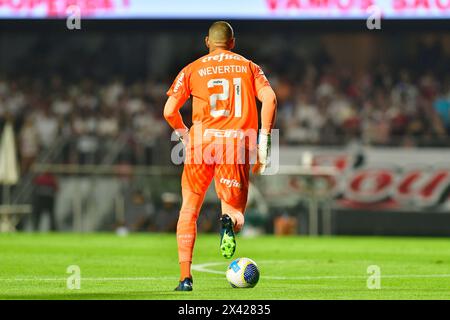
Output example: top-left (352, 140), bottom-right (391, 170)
top-left (173, 72), bottom-right (185, 93)
top-left (203, 128), bottom-right (245, 139)
top-left (202, 52), bottom-right (242, 63)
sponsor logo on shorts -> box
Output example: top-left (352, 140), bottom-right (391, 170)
top-left (220, 178), bottom-right (242, 188)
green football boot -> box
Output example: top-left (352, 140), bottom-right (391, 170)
top-left (220, 214), bottom-right (236, 259)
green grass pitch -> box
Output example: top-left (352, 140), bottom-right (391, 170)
top-left (1, 233), bottom-right (450, 299)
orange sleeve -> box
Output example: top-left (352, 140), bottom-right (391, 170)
top-left (167, 65), bottom-right (191, 101)
top-left (164, 65), bottom-right (192, 132)
top-left (257, 86), bottom-right (277, 134)
top-left (163, 96), bottom-right (187, 131)
top-left (250, 61), bottom-right (271, 96)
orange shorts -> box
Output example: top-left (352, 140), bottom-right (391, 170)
top-left (181, 143), bottom-right (250, 213)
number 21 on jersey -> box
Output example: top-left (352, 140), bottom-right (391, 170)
top-left (207, 78), bottom-right (242, 118)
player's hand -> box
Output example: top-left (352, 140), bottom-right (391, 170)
top-left (252, 132), bottom-right (271, 175)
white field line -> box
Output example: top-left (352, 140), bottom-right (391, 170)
top-left (1, 260), bottom-right (450, 282)
top-left (1, 274), bottom-right (450, 282)
top-left (191, 261), bottom-right (450, 280)
top-left (0, 277), bottom-right (179, 282)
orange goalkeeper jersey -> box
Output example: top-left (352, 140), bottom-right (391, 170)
top-left (167, 49), bottom-right (271, 144)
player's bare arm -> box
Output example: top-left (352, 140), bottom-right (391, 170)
top-left (163, 95), bottom-right (189, 143)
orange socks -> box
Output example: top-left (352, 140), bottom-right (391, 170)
top-left (180, 261), bottom-right (192, 280)
top-left (177, 207), bottom-right (197, 276)
top-left (177, 189), bottom-right (205, 281)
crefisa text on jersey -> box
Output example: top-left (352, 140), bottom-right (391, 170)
top-left (178, 304), bottom-right (213, 318)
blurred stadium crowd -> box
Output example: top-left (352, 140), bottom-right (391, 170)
top-left (0, 33), bottom-right (449, 173)
top-left (0, 28), bottom-right (449, 234)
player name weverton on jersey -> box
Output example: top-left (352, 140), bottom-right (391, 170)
top-left (198, 65), bottom-right (248, 77)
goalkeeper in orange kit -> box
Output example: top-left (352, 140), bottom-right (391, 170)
top-left (163, 21), bottom-right (277, 291)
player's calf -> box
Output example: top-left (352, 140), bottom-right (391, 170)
top-left (221, 202), bottom-right (245, 233)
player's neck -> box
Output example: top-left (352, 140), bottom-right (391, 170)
top-left (209, 46), bottom-right (231, 53)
